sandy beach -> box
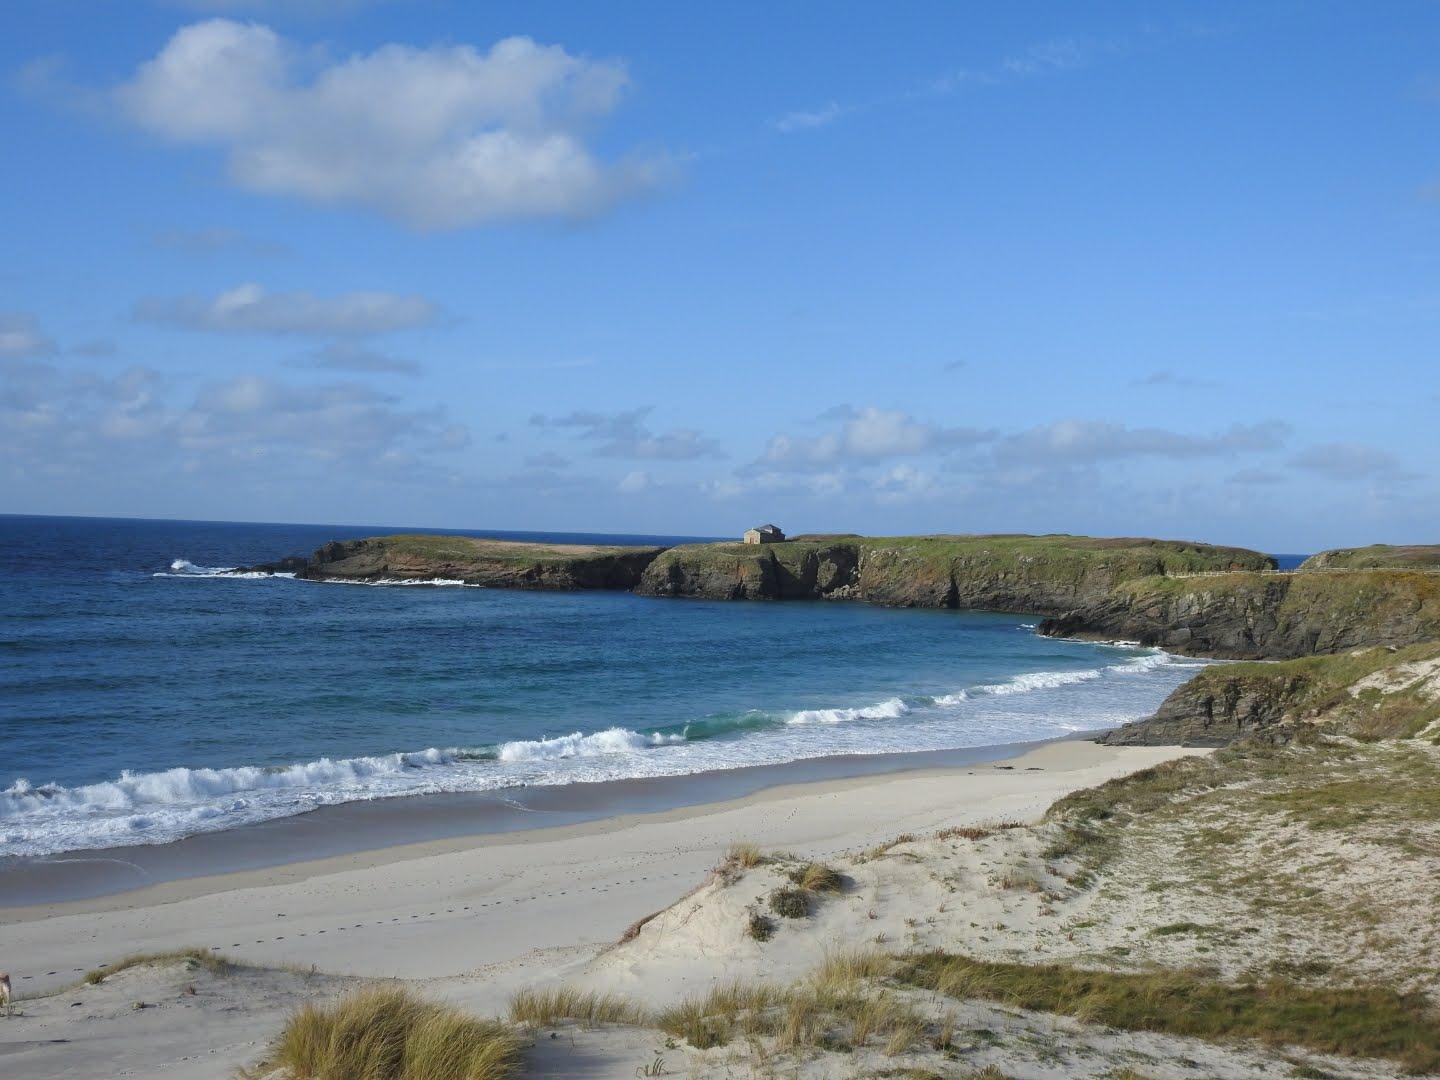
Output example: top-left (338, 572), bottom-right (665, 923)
top-left (0, 739), bottom-right (1204, 1078)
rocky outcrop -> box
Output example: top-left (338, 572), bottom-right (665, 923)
top-left (636, 535), bottom-right (1273, 609)
top-left (289, 535), bottom-right (665, 590)
top-left (1040, 570), bottom-right (1440, 660)
top-left (1098, 642), bottom-right (1440, 746)
top-left (1099, 667), bottom-right (1311, 746)
top-left (1301, 545), bottom-right (1440, 571)
top-left (637, 541), bottom-right (860, 600)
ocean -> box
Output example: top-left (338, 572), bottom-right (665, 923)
top-left (1, 514), bottom-right (1217, 860)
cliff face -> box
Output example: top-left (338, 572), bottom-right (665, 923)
top-left (1301, 545), bottom-right (1440, 571)
top-left (1041, 570), bottom-right (1440, 660)
top-left (1099, 643), bottom-right (1440, 746)
top-left (295, 535), bottom-right (665, 590)
top-left (636, 535), bottom-right (1273, 610)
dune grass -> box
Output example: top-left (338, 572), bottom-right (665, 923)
top-left (271, 986), bottom-right (520, 1080)
top-left (654, 957), bottom-right (928, 1056)
top-left (898, 953), bottom-right (1440, 1073)
top-left (725, 841), bottom-right (766, 868)
top-left (812, 948), bottom-right (896, 992)
top-left (788, 861), bottom-right (845, 893)
top-left (84, 947), bottom-right (233, 985)
top-left (507, 985), bottom-right (647, 1028)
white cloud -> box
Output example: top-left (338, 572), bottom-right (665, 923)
top-left (617, 469), bottom-right (651, 494)
top-left (1291, 442), bottom-right (1404, 481)
top-left (773, 101), bottom-right (845, 133)
top-left (759, 406), bottom-right (991, 470)
top-left (297, 341), bottom-right (422, 375)
top-left (0, 360), bottom-right (467, 482)
top-left (135, 283), bottom-right (437, 335)
top-left (0, 313), bottom-right (56, 359)
top-left (994, 419), bottom-right (1290, 466)
top-left (531, 406), bottom-right (723, 460)
top-left (114, 20), bottom-right (662, 228)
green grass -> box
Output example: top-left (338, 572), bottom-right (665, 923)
top-left (1302, 545), bottom-right (1440, 571)
top-left (898, 953), bottom-right (1440, 1073)
top-left (269, 986), bottom-right (521, 1080)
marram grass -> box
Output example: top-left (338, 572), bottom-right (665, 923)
top-left (271, 986), bottom-right (521, 1080)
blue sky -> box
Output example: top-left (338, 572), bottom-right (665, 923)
top-left (2, 0), bottom-right (1437, 551)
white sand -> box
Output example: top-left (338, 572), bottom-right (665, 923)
top-left (0, 741), bottom-right (1206, 1078)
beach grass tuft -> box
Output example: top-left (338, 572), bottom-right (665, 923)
top-left (507, 985), bottom-right (647, 1028)
top-left (788, 861), bottom-right (845, 893)
top-left (725, 840), bottom-right (766, 868)
top-left (271, 986), bottom-right (520, 1080)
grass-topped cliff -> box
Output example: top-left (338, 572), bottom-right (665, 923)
top-left (636, 534), bottom-right (1273, 612)
top-left (1100, 641), bottom-right (1440, 745)
top-left (1040, 568), bottom-right (1440, 659)
top-left (296, 534), bottom-right (665, 590)
top-left (1301, 544), bottom-right (1440, 570)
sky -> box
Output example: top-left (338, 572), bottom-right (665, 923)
top-left (2, 0), bottom-right (1437, 552)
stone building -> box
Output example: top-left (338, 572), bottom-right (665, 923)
top-left (743, 524), bottom-right (785, 544)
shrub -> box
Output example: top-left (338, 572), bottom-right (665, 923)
top-left (769, 887), bottom-right (810, 919)
top-left (747, 911), bottom-right (776, 942)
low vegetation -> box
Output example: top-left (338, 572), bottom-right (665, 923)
top-left (269, 986), bottom-right (520, 1080)
top-left (898, 953), bottom-right (1440, 1073)
top-left (788, 860), bottom-right (845, 893)
top-left (769, 886), bottom-right (811, 919)
top-left (507, 985), bottom-right (647, 1028)
top-left (654, 973), bottom-right (928, 1055)
top-left (84, 947), bottom-right (232, 985)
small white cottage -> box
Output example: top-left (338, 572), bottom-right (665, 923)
top-left (743, 524), bottom-right (785, 544)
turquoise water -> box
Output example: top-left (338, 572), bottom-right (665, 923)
top-left (1, 515), bottom-right (1211, 858)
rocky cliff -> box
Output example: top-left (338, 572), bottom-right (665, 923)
top-left (1099, 643), bottom-right (1440, 746)
top-left (287, 534), bottom-right (665, 590)
top-left (1039, 570), bottom-right (1440, 660)
top-left (1301, 545), bottom-right (1440, 571)
top-left (635, 535), bottom-right (1273, 610)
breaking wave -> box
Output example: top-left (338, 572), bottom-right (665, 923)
top-left (153, 558), bottom-right (294, 580)
top-left (0, 645), bottom-right (1205, 858)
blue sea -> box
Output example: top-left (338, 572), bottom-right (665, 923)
top-left (1, 514), bottom-right (1218, 860)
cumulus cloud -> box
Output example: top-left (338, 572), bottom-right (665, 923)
top-left (0, 313), bottom-right (57, 358)
top-left (134, 283), bottom-right (437, 335)
top-left (1291, 442), bottom-right (1405, 481)
top-left (0, 359), bottom-right (467, 485)
top-left (113, 20), bottom-right (663, 228)
top-left (296, 341), bottom-right (422, 375)
top-left (759, 405), bottom-right (992, 471)
top-left (530, 406), bottom-right (723, 460)
top-left (994, 419), bottom-right (1290, 466)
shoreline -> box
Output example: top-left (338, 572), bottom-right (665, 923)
top-left (0, 739), bottom-right (1208, 1006)
top-left (1, 732), bottom-right (1090, 911)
